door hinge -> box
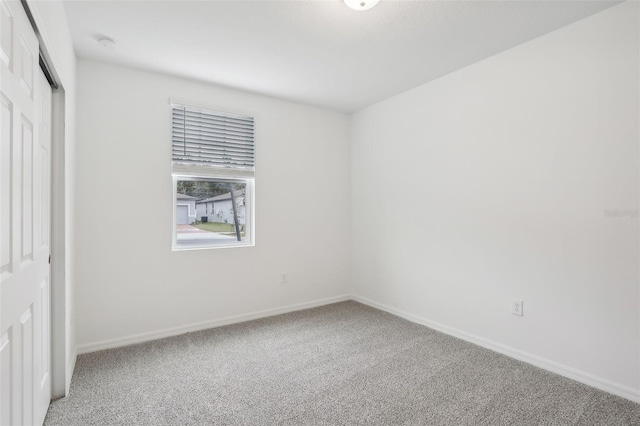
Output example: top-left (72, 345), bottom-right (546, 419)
top-left (48, 255), bottom-right (51, 264)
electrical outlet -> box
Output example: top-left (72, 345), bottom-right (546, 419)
top-left (281, 272), bottom-right (288, 284)
top-left (511, 299), bottom-right (523, 316)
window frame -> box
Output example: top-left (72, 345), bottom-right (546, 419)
top-left (169, 98), bottom-right (256, 251)
top-left (171, 174), bottom-right (255, 251)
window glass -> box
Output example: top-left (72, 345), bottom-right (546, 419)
top-left (175, 179), bottom-right (249, 248)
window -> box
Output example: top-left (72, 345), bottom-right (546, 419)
top-left (171, 102), bottom-right (255, 250)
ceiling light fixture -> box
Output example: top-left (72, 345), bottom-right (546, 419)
top-left (97, 36), bottom-right (116, 50)
top-left (343, 0), bottom-right (380, 11)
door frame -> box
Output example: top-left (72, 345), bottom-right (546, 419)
top-left (19, 0), bottom-right (70, 398)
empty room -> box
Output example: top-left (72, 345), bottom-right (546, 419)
top-left (1, 0), bottom-right (639, 424)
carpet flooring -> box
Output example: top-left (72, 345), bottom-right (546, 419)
top-left (45, 301), bottom-right (640, 425)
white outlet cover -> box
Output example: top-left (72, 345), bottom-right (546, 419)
top-left (511, 299), bottom-right (523, 316)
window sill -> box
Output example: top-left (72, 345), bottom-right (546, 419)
top-left (171, 241), bottom-right (254, 252)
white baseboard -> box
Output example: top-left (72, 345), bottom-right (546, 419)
top-left (76, 294), bottom-right (350, 355)
top-left (351, 294), bottom-right (640, 404)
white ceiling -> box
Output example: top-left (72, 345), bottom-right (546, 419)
top-left (63, 0), bottom-right (619, 113)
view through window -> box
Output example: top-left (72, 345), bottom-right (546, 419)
top-left (175, 179), bottom-right (249, 248)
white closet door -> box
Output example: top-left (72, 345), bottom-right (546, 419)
top-left (1, 0), bottom-right (52, 424)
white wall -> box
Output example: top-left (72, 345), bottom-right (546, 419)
top-left (75, 60), bottom-right (351, 349)
top-left (26, 0), bottom-right (77, 396)
top-left (350, 1), bottom-right (639, 400)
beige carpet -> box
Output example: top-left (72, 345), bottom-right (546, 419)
top-left (45, 301), bottom-right (640, 425)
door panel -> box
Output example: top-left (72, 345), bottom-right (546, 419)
top-left (0, 0), bottom-right (12, 69)
top-left (20, 306), bottom-right (33, 426)
top-left (20, 114), bottom-right (33, 261)
top-left (0, 1), bottom-right (52, 424)
top-left (34, 63), bottom-right (52, 425)
top-left (18, 37), bottom-right (33, 98)
top-left (0, 94), bottom-right (11, 276)
top-left (0, 329), bottom-right (11, 425)
top-left (177, 205), bottom-right (189, 224)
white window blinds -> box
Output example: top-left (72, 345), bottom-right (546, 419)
top-left (172, 104), bottom-right (255, 170)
